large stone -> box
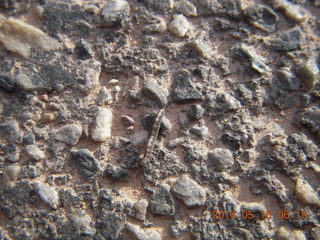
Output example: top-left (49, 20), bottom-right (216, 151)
top-left (168, 14), bottom-right (190, 37)
top-left (208, 148), bottom-right (234, 171)
top-left (25, 144), bottom-right (45, 161)
top-left (296, 178), bottom-right (320, 207)
top-left (55, 124), bottom-right (82, 146)
top-left (91, 108), bottom-right (113, 142)
top-left (34, 181), bottom-right (59, 209)
top-left (125, 223), bottom-right (161, 240)
top-left (171, 70), bottom-right (202, 103)
top-left (171, 175), bottom-right (206, 207)
top-left (149, 184), bottom-right (176, 216)
top-left (101, 0), bottom-right (130, 27)
top-left (142, 78), bottom-right (168, 107)
top-left (0, 18), bottom-right (60, 58)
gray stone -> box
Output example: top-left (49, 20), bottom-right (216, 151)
top-left (168, 14), bottom-right (190, 37)
top-left (232, 43), bottom-right (270, 74)
top-left (121, 115), bottom-right (135, 126)
top-left (105, 164), bottom-right (130, 181)
top-left (4, 164), bottom-right (21, 182)
top-left (144, 0), bottom-right (174, 11)
top-left (97, 212), bottom-right (125, 240)
top-left (244, 5), bottom-right (279, 32)
top-left (149, 184), bottom-right (176, 216)
top-left (298, 106), bottom-right (320, 138)
top-left (190, 126), bottom-right (208, 139)
top-left (143, 16), bottom-right (167, 34)
top-left (270, 0), bottom-right (306, 22)
top-left (188, 31), bottom-right (214, 59)
top-left (101, 0), bottom-right (130, 27)
top-left (75, 39), bottom-right (94, 60)
top-left (171, 70), bottom-right (202, 103)
top-left (16, 74), bottom-right (40, 91)
top-left (131, 130), bottom-right (149, 146)
top-left (96, 87), bottom-right (112, 105)
top-left (240, 202), bottom-right (267, 220)
top-left (125, 223), bottom-right (161, 240)
top-left (175, 0), bottom-right (197, 17)
top-left (171, 175), bottom-right (206, 207)
top-left (269, 29), bottom-right (303, 52)
top-left (132, 199), bottom-right (149, 221)
top-left (71, 148), bottom-right (100, 177)
top-left (25, 144), bottom-right (45, 161)
top-left (78, 58), bottom-right (101, 94)
top-left (55, 123), bottom-right (82, 146)
top-left (142, 78), bottom-right (168, 107)
top-left (91, 108), bottom-right (113, 142)
top-left (34, 181), bottom-right (59, 209)
top-left (71, 210), bottom-right (96, 236)
top-left (187, 104), bottom-right (205, 121)
top-left (23, 132), bottom-right (35, 145)
top-left (296, 178), bottom-right (320, 207)
top-left (208, 148), bottom-right (234, 171)
top-left (0, 120), bottom-right (22, 143)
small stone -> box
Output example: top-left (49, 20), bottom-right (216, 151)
top-left (78, 58), bottom-right (101, 94)
top-left (71, 210), bottom-right (96, 236)
top-left (97, 212), bottom-right (125, 240)
top-left (298, 106), bottom-right (320, 138)
top-left (101, 0), bottom-right (130, 27)
top-left (190, 126), bottom-right (208, 139)
top-left (41, 112), bottom-right (57, 123)
top-left (0, 18), bottom-right (60, 58)
top-left (187, 104), bottom-right (205, 121)
top-left (25, 144), bottom-right (45, 161)
top-left (171, 175), bottom-right (206, 207)
top-left (175, 0), bottom-right (197, 17)
top-left (296, 60), bottom-right (319, 91)
top-left (144, 0), bottom-right (174, 12)
top-left (168, 14), bottom-right (190, 37)
top-left (188, 31), bottom-right (214, 59)
top-left (105, 164), bottom-right (130, 181)
top-left (96, 87), bottom-right (113, 105)
top-left (125, 223), bottom-right (161, 240)
top-left (171, 70), bottom-right (202, 103)
top-left (149, 184), bottom-right (176, 216)
top-left (296, 178), bottom-right (320, 207)
top-left (132, 199), bottom-right (149, 221)
top-left (208, 148), bottom-right (234, 171)
top-left (126, 126), bottom-right (134, 134)
top-left (269, 29), bottom-right (303, 52)
top-left (0, 120), bottom-right (22, 143)
top-left (15, 74), bottom-right (40, 91)
top-left (71, 148), bottom-right (100, 177)
top-left (91, 108), bottom-right (113, 142)
top-left (34, 181), bottom-right (59, 209)
top-left (243, 5), bottom-right (279, 32)
top-left (121, 115), bottom-right (135, 126)
top-left (75, 39), bottom-right (94, 60)
top-left (143, 16), bottom-right (167, 34)
top-left (131, 130), bottom-right (149, 146)
top-left (241, 202), bottom-right (267, 220)
top-left (141, 112), bottom-right (172, 136)
top-left (0, 74), bottom-right (16, 92)
top-left (167, 138), bottom-right (185, 148)
top-left (142, 78), bottom-right (168, 107)
top-left (23, 132), bottom-right (35, 145)
top-left (55, 124), bottom-right (82, 146)
top-left (4, 164), bottom-right (21, 182)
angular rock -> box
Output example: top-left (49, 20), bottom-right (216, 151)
top-left (105, 164), bottom-right (130, 181)
top-left (244, 5), bottom-right (279, 32)
top-left (78, 58), bottom-right (101, 94)
top-left (0, 120), bottom-right (22, 143)
top-left (149, 184), bottom-right (176, 216)
top-left (97, 212), bottom-right (125, 240)
top-left (96, 87), bottom-right (112, 105)
top-left (142, 78), bottom-right (168, 107)
top-left (34, 181), bottom-right (59, 209)
top-left (171, 175), bottom-right (206, 207)
top-left (188, 31), bottom-right (214, 59)
top-left (187, 104), bottom-right (205, 121)
top-left (296, 178), bottom-right (320, 207)
top-left (91, 108), bottom-right (113, 142)
top-left (232, 43), bottom-right (270, 74)
top-left (143, 16), bottom-right (167, 34)
top-left (270, 0), bottom-right (306, 22)
top-left (190, 126), bottom-right (208, 139)
top-left (132, 199), bottom-right (149, 221)
top-left (241, 202), bottom-right (267, 220)
top-left (71, 210), bottom-right (96, 236)
top-left (25, 144), bottom-right (45, 161)
top-left (171, 70), bottom-right (202, 103)
top-left (0, 18), bottom-right (60, 58)
top-left (175, 0), bottom-right (197, 17)
top-left (55, 124), bottom-right (82, 146)
top-left (75, 39), bottom-right (94, 60)
top-left (125, 223), bottom-right (161, 240)
top-left (141, 112), bottom-right (172, 136)
top-left (4, 164), bottom-right (21, 182)
top-left (208, 148), bottom-right (234, 171)
top-left (277, 226), bottom-right (307, 240)
top-left (0, 74), bottom-right (16, 92)
top-left (144, 0), bottom-right (174, 12)
top-left (168, 14), bottom-right (190, 37)
top-left (101, 0), bottom-right (131, 27)
top-left (16, 74), bottom-right (40, 92)
top-left (71, 148), bottom-right (100, 177)
top-left (269, 29), bottom-right (303, 52)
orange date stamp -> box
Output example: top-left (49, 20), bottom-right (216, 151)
top-left (212, 210), bottom-right (308, 220)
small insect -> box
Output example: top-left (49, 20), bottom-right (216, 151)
top-left (141, 108), bottom-right (165, 164)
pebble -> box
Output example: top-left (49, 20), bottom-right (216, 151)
top-left (71, 148), bottom-right (101, 177)
top-left (125, 223), bottom-right (161, 240)
top-left (149, 184), bottom-right (176, 216)
top-left (189, 31), bottom-right (214, 59)
top-left (143, 16), bottom-right (167, 34)
top-left (55, 123), bottom-right (82, 146)
top-left (145, 0), bottom-right (174, 11)
top-left (131, 130), bottom-right (149, 146)
top-left (168, 14), bottom-right (190, 37)
top-left (190, 126), bottom-right (208, 139)
top-left (171, 175), bottom-right (206, 207)
top-left (105, 164), bottom-right (130, 181)
top-left (41, 112), bottom-right (57, 123)
top-left (101, 0), bottom-right (130, 27)
top-left (175, 0), bottom-right (197, 17)
top-left (34, 181), bottom-right (59, 209)
top-left (4, 164), bottom-right (21, 182)
top-left (0, 120), bottom-right (23, 143)
top-left (96, 87), bottom-right (113, 105)
top-left (142, 78), bottom-right (168, 107)
top-left (121, 115), bottom-right (135, 126)
top-left (91, 108), bottom-right (113, 142)
top-left (132, 199), bottom-right (149, 221)
top-left (208, 148), bottom-right (234, 171)
top-left (78, 59), bottom-right (101, 94)
top-left (109, 79), bottom-right (119, 85)
top-left (75, 39), bottom-right (94, 60)
top-left (23, 132), bottom-right (35, 145)
top-left (0, 74), bottom-right (16, 92)
top-left (16, 74), bottom-right (40, 91)
top-left (295, 178), bottom-right (320, 207)
top-left (71, 210), bottom-right (96, 236)
top-left (25, 144), bottom-right (45, 161)
top-left (187, 104), bottom-right (205, 121)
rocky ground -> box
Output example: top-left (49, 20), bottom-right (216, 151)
top-left (0, 0), bottom-right (319, 239)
